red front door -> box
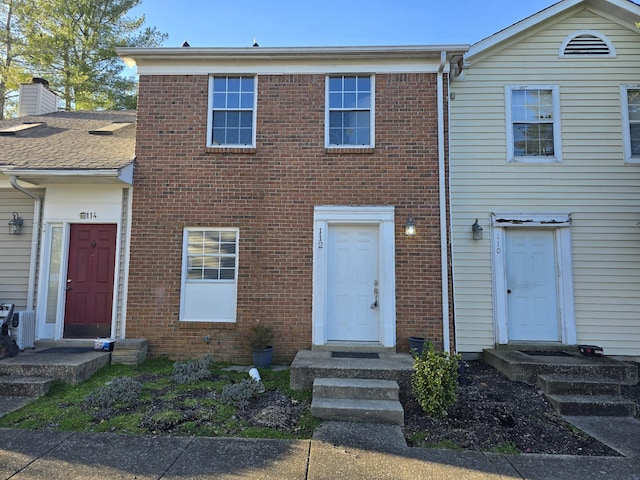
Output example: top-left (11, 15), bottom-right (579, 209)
top-left (64, 224), bottom-right (117, 338)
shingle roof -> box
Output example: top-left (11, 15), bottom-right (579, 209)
top-left (0, 110), bottom-right (135, 171)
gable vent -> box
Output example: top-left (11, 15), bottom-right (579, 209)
top-left (560, 31), bottom-right (616, 58)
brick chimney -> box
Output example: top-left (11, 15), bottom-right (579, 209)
top-left (18, 78), bottom-right (58, 116)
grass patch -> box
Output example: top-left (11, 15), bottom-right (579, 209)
top-left (0, 357), bottom-right (317, 440)
top-left (490, 442), bottom-right (521, 455)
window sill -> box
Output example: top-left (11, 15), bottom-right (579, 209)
top-left (325, 147), bottom-right (375, 155)
top-left (508, 156), bottom-right (561, 164)
top-left (178, 320), bottom-right (237, 329)
top-left (206, 146), bottom-right (256, 155)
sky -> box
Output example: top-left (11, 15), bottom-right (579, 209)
top-left (130, 0), bottom-right (558, 49)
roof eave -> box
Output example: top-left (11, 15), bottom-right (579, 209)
top-left (117, 45), bottom-right (470, 68)
top-left (1, 161), bottom-right (135, 185)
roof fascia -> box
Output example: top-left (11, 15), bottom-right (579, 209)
top-left (466, 0), bottom-right (583, 61)
top-left (466, 0), bottom-right (640, 62)
top-left (117, 45), bottom-right (469, 75)
top-left (1, 162), bottom-right (135, 185)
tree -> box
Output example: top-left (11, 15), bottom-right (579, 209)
top-left (0, 0), bottom-right (31, 119)
top-left (19, 0), bottom-right (166, 111)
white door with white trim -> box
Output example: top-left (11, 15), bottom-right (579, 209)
top-left (327, 224), bottom-right (379, 341)
top-left (505, 229), bottom-right (560, 342)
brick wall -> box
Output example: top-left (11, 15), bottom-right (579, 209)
top-left (127, 72), bottom-right (450, 362)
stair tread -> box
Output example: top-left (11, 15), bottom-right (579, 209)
top-left (312, 397), bottom-right (403, 410)
top-left (546, 393), bottom-right (634, 404)
top-left (313, 377), bottom-right (399, 388)
top-left (538, 374), bottom-right (621, 384)
top-left (0, 375), bottom-right (54, 383)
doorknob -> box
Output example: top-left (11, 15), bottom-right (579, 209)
top-left (66, 279), bottom-right (72, 291)
top-left (507, 289), bottom-right (512, 294)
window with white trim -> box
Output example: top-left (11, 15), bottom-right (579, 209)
top-left (621, 85), bottom-right (640, 163)
top-left (326, 75), bottom-right (374, 147)
top-left (505, 85), bottom-right (561, 162)
top-left (180, 228), bottom-right (239, 322)
top-left (208, 76), bottom-right (256, 147)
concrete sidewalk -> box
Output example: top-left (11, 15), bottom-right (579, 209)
top-left (1, 422), bottom-right (640, 480)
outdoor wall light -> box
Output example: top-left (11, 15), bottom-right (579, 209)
top-left (405, 217), bottom-right (416, 237)
top-left (472, 218), bottom-right (483, 241)
top-left (8, 212), bottom-right (23, 235)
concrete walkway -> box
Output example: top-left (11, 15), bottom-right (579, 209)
top-left (1, 417), bottom-right (640, 480)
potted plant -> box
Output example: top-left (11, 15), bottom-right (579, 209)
top-left (408, 336), bottom-right (426, 356)
top-left (247, 320), bottom-right (274, 368)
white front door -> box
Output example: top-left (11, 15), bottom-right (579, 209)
top-left (327, 224), bottom-right (379, 341)
top-left (505, 229), bottom-right (560, 342)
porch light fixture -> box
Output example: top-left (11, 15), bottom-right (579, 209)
top-left (405, 217), bottom-right (416, 237)
top-left (8, 212), bottom-right (23, 235)
top-left (472, 218), bottom-right (483, 240)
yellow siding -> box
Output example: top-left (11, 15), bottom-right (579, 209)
top-left (0, 189), bottom-right (38, 310)
top-left (450, 7), bottom-right (640, 355)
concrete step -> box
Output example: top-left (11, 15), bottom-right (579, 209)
top-left (313, 378), bottom-right (399, 401)
top-left (537, 374), bottom-right (622, 396)
top-left (545, 394), bottom-right (636, 417)
top-left (0, 375), bottom-right (55, 397)
top-left (311, 397), bottom-right (404, 425)
top-left (484, 349), bottom-right (638, 385)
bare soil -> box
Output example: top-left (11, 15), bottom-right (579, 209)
top-left (402, 360), bottom-right (640, 455)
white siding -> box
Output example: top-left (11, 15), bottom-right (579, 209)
top-left (450, 8), bottom-right (640, 355)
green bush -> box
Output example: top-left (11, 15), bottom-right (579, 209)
top-left (411, 342), bottom-right (461, 417)
top-left (220, 378), bottom-right (264, 409)
top-left (83, 377), bottom-right (142, 409)
top-left (172, 354), bottom-right (214, 384)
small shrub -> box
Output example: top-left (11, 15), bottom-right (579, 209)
top-left (411, 342), bottom-right (461, 417)
top-left (247, 320), bottom-right (274, 351)
top-left (83, 377), bottom-right (142, 409)
top-left (172, 354), bottom-right (214, 384)
top-left (220, 378), bottom-right (264, 409)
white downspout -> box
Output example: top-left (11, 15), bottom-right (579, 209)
top-left (9, 176), bottom-right (41, 311)
top-left (437, 51), bottom-right (451, 353)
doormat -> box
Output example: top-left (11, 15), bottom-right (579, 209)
top-left (331, 352), bottom-right (379, 359)
top-left (522, 351), bottom-right (573, 357)
top-left (36, 347), bottom-right (95, 355)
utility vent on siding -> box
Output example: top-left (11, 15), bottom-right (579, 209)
top-left (559, 31), bottom-right (616, 57)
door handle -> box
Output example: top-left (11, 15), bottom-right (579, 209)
top-left (507, 289), bottom-right (512, 294)
top-left (370, 280), bottom-right (379, 309)
top-left (66, 279), bottom-right (72, 291)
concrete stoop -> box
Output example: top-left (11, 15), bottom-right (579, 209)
top-left (485, 348), bottom-right (638, 417)
top-left (0, 347), bottom-right (111, 398)
top-left (0, 376), bottom-right (55, 397)
top-left (311, 377), bottom-right (405, 425)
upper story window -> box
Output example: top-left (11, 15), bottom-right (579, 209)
top-left (559, 30), bottom-right (616, 58)
top-left (326, 75), bottom-right (374, 147)
top-left (208, 76), bottom-right (256, 147)
top-left (505, 85), bottom-right (562, 163)
top-left (621, 85), bottom-right (640, 163)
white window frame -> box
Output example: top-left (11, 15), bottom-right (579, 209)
top-left (505, 85), bottom-right (562, 163)
top-left (325, 74), bottom-right (375, 148)
top-left (179, 227), bottom-right (239, 322)
top-left (620, 85), bottom-right (640, 163)
top-left (207, 76), bottom-right (257, 148)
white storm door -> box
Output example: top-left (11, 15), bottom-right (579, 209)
top-left (327, 224), bottom-right (379, 342)
top-left (506, 229), bottom-right (560, 342)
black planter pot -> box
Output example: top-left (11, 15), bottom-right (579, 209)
top-left (252, 346), bottom-right (274, 368)
top-left (408, 336), bottom-right (426, 356)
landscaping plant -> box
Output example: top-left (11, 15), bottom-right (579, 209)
top-left (411, 341), bottom-right (461, 417)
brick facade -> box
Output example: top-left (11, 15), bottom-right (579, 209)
top-left (127, 71), bottom-right (451, 362)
